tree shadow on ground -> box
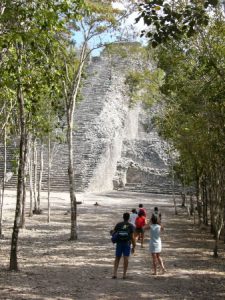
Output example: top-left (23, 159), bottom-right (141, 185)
top-left (0, 191), bottom-right (225, 300)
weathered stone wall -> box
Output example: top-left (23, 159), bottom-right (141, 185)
top-left (112, 102), bottom-right (174, 194)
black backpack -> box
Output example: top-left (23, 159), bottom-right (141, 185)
top-left (116, 224), bottom-right (131, 242)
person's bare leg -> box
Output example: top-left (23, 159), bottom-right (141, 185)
top-left (141, 232), bottom-right (144, 248)
top-left (134, 232), bottom-right (139, 247)
top-left (152, 253), bottom-right (157, 275)
top-left (113, 256), bottom-right (121, 278)
top-left (137, 230), bottom-right (141, 241)
top-left (123, 256), bottom-right (129, 279)
top-left (156, 253), bottom-right (166, 272)
top-left (134, 232), bottom-right (138, 241)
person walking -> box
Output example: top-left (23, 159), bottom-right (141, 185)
top-left (146, 214), bottom-right (166, 275)
top-left (134, 210), bottom-right (147, 248)
top-left (138, 203), bottom-right (147, 218)
top-left (129, 208), bottom-right (138, 227)
top-left (111, 212), bottom-right (135, 279)
top-left (152, 206), bottom-right (162, 224)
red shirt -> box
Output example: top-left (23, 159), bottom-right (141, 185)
top-left (135, 216), bottom-right (146, 229)
top-left (139, 208), bottom-right (147, 218)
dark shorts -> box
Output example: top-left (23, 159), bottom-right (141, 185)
top-left (115, 242), bottom-right (131, 257)
top-left (135, 227), bottom-right (144, 234)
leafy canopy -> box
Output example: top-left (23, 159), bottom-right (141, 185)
top-left (135, 0), bottom-right (221, 47)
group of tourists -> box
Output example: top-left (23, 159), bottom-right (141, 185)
top-left (111, 204), bottom-right (166, 279)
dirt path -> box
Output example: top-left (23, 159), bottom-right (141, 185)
top-left (0, 190), bottom-right (225, 300)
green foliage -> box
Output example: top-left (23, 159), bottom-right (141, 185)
top-left (125, 65), bottom-right (165, 105)
top-left (105, 43), bottom-right (165, 107)
top-left (136, 0), bottom-right (222, 47)
top-left (0, 0), bottom-right (86, 137)
top-left (153, 17), bottom-right (225, 190)
top-left (105, 42), bottom-right (145, 58)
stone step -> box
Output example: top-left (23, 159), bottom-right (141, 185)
top-left (1, 51), bottom-right (176, 195)
top-left (123, 183), bottom-right (182, 195)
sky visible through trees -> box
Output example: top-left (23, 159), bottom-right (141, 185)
top-left (0, 0), bottom-right (225, 274)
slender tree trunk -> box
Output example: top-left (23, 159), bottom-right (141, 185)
top-left (203, 181), bottom-right (209, 226)
top-left (168, 146), bottom-right (178, 215)
top-left (181, 184), bottom-right (186, 207)
top-left (37, 143), bottom-right (44, 214)
top-left (65, 44), bottom-right (87, 240)
top-left (210, 164), bottom-right (224, 255)
top-left (21, 169), bottom-right (27, 229)
top-left (214, 238), bottom-right (218, 257)
top-left (0, 186), bottom-right (2, 238)
top-left (196, 175), bottom-right (202, 225)
top-left (47, 133), bottom-right (51, 223)
top-left (209, 183), bottom-right (215, 235)
top-left (224, 208), bottom-right (225, 244)
top-left (0, 126), bottom-right (7, 238)
top-left (10, 64), bottom-right (26, 271)
top-left (172, 169), bottom-right (177, 215)
top-left (209, 168), bottom-right (218, 236)
top-left (67, 122), bottom-right (77, 240)
top-left (200, 177), bottom-right (208, 226)
top-left (28, 140), bottom-right (34, 217)
top-left (0, 3), bottom-right (5, 16)
top-left (190, 194), bottom-right (194, 216)
top-left (213, 222), bottom-right (223, 257)
top-left (181, 192), bottom-right (186, 207)
top-left (20, 133), bottom-right (29, 228)
top-left (33, 138), bottom-right (38, 213)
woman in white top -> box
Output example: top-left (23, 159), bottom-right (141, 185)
top-left (129, 208), bottom-right (138, 227)
top-left (145, 214), bottom-right (166, 275)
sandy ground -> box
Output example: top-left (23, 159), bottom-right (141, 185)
top-left (0, 190), bottom-right (225, 300)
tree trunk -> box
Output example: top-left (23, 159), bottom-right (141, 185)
top-left (68, 122), bottom-right (77, 240)
top-left (190, 194), bottom-right (194, 216)
top-left (181, 184), bottom-right (186, 207)
top-left (200, 177), bottom-right (208, 226)
top-left (28, 139), bottom-right (34, 217)
top-left (224, 208), bottom-right (225, 244)
top-left (0, 186), bottom-right (2, 238)
top-left (47, 134), bottom-right (51, 223)
top-left (65, 43), bottom-right (87, 240)
top-left (213, 222), bottom-right (223, 258)
top-left (208, 181), bottom-right (215, 235)
top-left (173, 192), bottom-right (178, 215)
top-left (196, 175), bottom-right (202, 225)
top-left (172, 171), bottom-right (178, 215)
top-left (211, 164), bottom-right (224, 254)
top-left (213, 236), bottom-right (218, 258)
top-left (20, 134), bottom-right (29, 228)
top-left (33, 138), bottom-right (38, 213)
top-left (37, 143), bottom-right (44, 214)
top-left (0, 126), bottom-right (7, 238)
top-left (10, 64), bottom-right (26, 271)
top-left (204, 183), bottom-right (209, 226)
top-left (20, 169), bottom-right (27, 229)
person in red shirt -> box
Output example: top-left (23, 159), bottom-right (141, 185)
top-left (138, 203), bottom-right (147, 218)
top-left (134, 210), bottom-right (147, 248)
